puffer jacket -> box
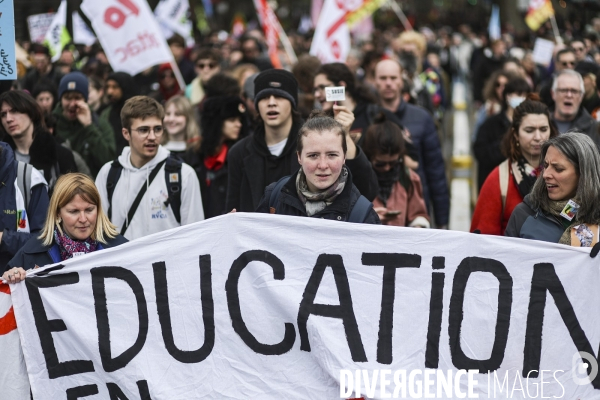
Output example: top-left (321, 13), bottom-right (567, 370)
top-left (504, 195), bottom-right (566, 243)
top-left (256, 168), bottom-right (380, 224)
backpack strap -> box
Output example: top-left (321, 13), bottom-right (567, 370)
top-left (120, 159), bottom-right (167, 236)
top-left (106, 159), bottom-right (123, 221)
top-left (164, 155), bottom-right (183, 224)
top-left (348, 195), bottom-right (372, 223)
top-left (16, 161), bottom-right (33, 211)
top-left (268, 176), bottom-right (291, 213)
top-left (499, 159), bottom-right (510, 217)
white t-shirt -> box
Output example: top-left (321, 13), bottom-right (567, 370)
top-left (268, 138), bottom-right (288, 157)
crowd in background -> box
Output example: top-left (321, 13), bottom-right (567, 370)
top-left (2, 13), bottom-right (600, 272)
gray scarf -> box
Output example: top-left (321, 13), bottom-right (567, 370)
top-left (296, 166), bottom-right (348, 216)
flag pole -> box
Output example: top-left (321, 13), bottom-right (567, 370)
top-left (386, 0), bottom-right (412, 31)
top-left (550, 14), bottom-right (563, 46)
top-left (170, 58), bottom-right (187, 93)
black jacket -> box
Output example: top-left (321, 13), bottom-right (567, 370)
top-left (256, 169), bottom-right (380, 224)
top-left (102, 72), bottom-right (138, 155)
top-left (183, 148), bottom-right (229, 219)
top-left (473, 112), bottom-right (511, 190)
top-left (226, 122), bottom-right (379, 212)
top-left (3, 128), bottom-right (78, 192)
top-left (504, 195), bottom-right (566, 243)
top-left (7, 234), bottom-right (128, 271)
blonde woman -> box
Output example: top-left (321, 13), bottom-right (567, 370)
top-left (162, 95), bottom-right (200, 156)
top-left (3, 173), bottom-right (127, 283)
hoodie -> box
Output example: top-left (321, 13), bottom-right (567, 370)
top-left (100, 72), bottom-right (139, 154)
top-left (96, 146), bottom-right (204, 241)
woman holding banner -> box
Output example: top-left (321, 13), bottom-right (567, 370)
top-left (505, 132), bottom-right (600, 246)
top-left (3, 173), bottom-right (127, 283)
top-left (256, 111), bottom-right (380, 224)
top-left (471, 97), bottom-right (558, 235)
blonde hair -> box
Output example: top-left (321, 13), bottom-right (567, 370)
top-left (39, 173), bottom-right (118, 246)
top-left (397, 31), bottom-right (427, 56)
top-left (162, 95), bottom-right (200, 147)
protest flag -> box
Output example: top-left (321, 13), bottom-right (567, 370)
top-left (44, 0), bottom-right (71, 62)
top-left (252, 0), bottom-right (297, 68)
top-left (154, 0), bottom-right (194, 46)
top-left (525, 0), bottom-right (554, 31)
top-left (488, 4), bottom-right (501, 41)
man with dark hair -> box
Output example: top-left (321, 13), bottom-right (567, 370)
top-left (53, 72), bottom-right (115, 177)
top-left (167, 34), bottom-right (195, 84)
top-left (185, 47), bottom-right (222, 105)
top-left (226, 69), bottom-right (378, 212)
top-left (0, 90), bottom-right (77, 192)
top-left (239, 36), bottom-right (274, 71)
top-left (21, 44), bottom-right (63, 92)
top-left (100, 72), bottom-right (138, 154)
top-left (375, 59), bottom-right (449, 228)
top-left (95, 96), bottom-right (203, 240)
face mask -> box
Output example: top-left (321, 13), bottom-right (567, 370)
top-left (508, 96), bottom-right (525, 109)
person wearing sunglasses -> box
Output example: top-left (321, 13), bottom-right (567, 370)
top-left (362, 113), bottom-right (429, 227)
top-left (539, 48), bottom-right (576, 108)
top-left (185, 47), bottom-right (222, 106)
top-left (95, 96), bottom-right (204, 240)
top-left (550, 70), bottom-right (600, 147)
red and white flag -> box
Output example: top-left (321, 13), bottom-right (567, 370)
top-left (81, 0), bottom-right (173, 76)
top-left (310, 0), bottom-right (384, 63)
top-left (253, 0), bottom-right (297, 68)
top-left (0, 283), bottom-right (30, 400)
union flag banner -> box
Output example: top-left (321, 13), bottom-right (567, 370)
top-left (525, 0), bottom-right (554, 31)
top-left (253, 0), bottom-right (297, 68)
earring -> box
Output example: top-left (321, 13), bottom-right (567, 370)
top-left (516, 142), bottom-right (520, 147)
top-left (57, 217), bottom-right (62, 224)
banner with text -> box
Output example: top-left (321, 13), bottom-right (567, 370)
top-left (81, 0), bottom-right (172, 76)
top-left (11, 214), bottom-right (600, 399)
top-left (0, 0), bottom-right (17, 80)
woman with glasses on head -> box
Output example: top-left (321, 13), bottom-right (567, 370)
top-left (473, 70), bottom-right (515, 142)
top-left (362, 114), bottom-right (429, 227)
top-left (505, 131), bottom-right (600, 246)
top-left (474, 76), bottom-right (531, 190)
top-left (3, 173), bottom-right (127, 283)
top-left (472, 96), bottom-right (558, 235)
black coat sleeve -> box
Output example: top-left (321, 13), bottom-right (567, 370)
top-left (225, 141), bottom-right (245, 212)
top-left (345, 146), bottom-right (379, 201)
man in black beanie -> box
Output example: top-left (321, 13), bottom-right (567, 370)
top-left (226, 69), bottom-right (378, 212)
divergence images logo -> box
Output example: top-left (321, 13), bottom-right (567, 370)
top-left (572, 351), bottom-right (598, 386)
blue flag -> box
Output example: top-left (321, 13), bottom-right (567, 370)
top-left (0, 0), bottom-right (17, 80)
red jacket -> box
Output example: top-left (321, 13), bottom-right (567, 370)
top-left (372, 169), bottom-right (430, 227)
top-left (471, 164), bottom-right (524, 235)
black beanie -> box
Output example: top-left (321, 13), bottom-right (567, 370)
top-left (201, 96), bottom-right (246, 134)
top-left (253, 69), bottom-right (298, 110)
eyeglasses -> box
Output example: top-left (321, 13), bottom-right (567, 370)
top-left (573, 47), bottom-right (586, 52)
top-left (495, 81), bottom-right (506, 88)
top-left (130, 126), bottom-right (164, 137)
top-left (196, 62), bottom-right (217, 70)
top-left (561, 61), bottom-right (576, 67)
top-left (555, 88), bottom-right (582, 96)
top-left (372, 159), bottom-right (401, 169)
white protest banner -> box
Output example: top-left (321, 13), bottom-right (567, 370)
top-left (0, 283), bottom-right (30, 399)
top-left (27, 12), bottom-right (54, 44)
top-left (0, 0), bottom-right (17, 80)
top-left (11, 214), bottom-right (600, 399)
top-left (81, 0), bottom-right (173, 77)
top-left (43, 0), bottom-right (71, 62)
top-left (72, 12), bottom-right (97, 46)
top-left (154, 0), bottom-right (193, 46)
top-left (532, 37), bottom-right (555, 67)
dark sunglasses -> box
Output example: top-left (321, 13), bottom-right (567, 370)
top-left (495, 81), bottom-right (506, 88)
top-left (196, 62), bottom-right (217, 69)
top-left (561, 61), bottom-right (576, 67)
top-left (373, 159), bottom-right (401, 169)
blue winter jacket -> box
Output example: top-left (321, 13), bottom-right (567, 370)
top-left (392, 101), bottom-right (449, 226)
top-left (0, 142), bottom-right (49, 271)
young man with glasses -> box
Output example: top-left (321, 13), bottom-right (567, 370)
top-left (550, 70), bottom-right (600, 147)
top-left (96, 96), bottom-right (204, 240)
top-left (185, 48), bottom-right (222, 105)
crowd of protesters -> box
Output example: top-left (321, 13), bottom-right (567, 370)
top-left (3, 15), bottom-right (600, 276)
